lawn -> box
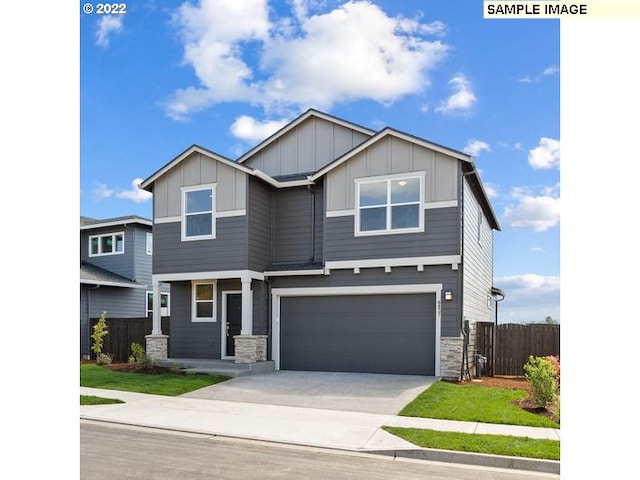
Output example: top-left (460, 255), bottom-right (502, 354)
top-left (80, 364), bottom-right (228, 396)
top-left (399, 380), bottom-right (559, 428)
top-left (384, 380), bottom-right (560, 461)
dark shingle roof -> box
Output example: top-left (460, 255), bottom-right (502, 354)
top-left (80, 262), bottom-right (147, 288)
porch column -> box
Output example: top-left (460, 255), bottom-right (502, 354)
top-left (152, 280), bottom-right (162, 334)
top-left (241, 277), bottom-right (253, 335)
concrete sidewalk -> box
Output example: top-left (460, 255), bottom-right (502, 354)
top-left (79, 386), bottom-right (560, 474)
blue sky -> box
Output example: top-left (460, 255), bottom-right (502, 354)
top-left (79, 0), bottom-right (561, 324)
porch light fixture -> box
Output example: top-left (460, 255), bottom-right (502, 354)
top-left (444, 291), bottom-right (453, 301)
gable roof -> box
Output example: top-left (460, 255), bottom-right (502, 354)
top-left (80, 261), bottom-right (148, 288)
top-left (140, 145), bottom-right (255, 192)
top-left (236, 109), bottom-right (375, 165)
top-left (80, 215), bottom-right (152, 230)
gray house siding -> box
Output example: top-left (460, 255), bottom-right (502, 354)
top-left (269, 266), bottom-right (460, 337)
top-left (462, 179), bottom-right (495, 324)
top-left (324, 207), bottom-right (460, 261)
top-left (242, 116), bottom-right (371, 177)
top-left (273, 186), bottom-right (319, 264)
top-left (80, 226), bottom-right (146, 281)
top-left (152, 218), bottom-right (248, 274)
top-left (247, 178), bottom-right (273, 272)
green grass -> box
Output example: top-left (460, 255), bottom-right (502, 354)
top-left (80, 395), bottom-right (124, 405)
top-left (383, 427), bottom-right (560, 461)
top-left (399, 380), bottom-right (559, 429)
top-left (80, 364), bottom-right (228, 396)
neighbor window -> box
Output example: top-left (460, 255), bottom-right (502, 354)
top-left (182, 185), bottom-right (215, 240)
top-left (89, 232), bottom-right (124, 256)
top-left (146, 292), bottom-right (170, 316)
top-left (356, 174), bottom-right (423, 235)
top-left (192, 281), bottom-right (216, 322)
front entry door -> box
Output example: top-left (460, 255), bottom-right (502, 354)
top-left (226, 294), bottom-right (242, 356)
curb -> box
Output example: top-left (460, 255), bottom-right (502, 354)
top-left (368, 448), bottom-right (560, 475)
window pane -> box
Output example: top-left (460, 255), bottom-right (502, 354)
top-left (196, 302), bottom-right (213, 318)
top-left (360, 207), bottom-right (386, 231)
top-left (101, 236), bottom-right (113, 253)
top-left (196, 283), bottom-right (214, 301)
top-left (186, 213), bottom-right (212, 237)
top-left (391, 178), bottom-right (420, 203)
top-left (115, 234), bottom-right (124, 252)
top-left (186, 189), bottom-right (212, 213)
top-left (90, 238), bottom-right (99, 255)
top-left (391, 204), bottom-right (420, 229)
top-left (161, 294), bottom-right (168, 308)
top-left (359, 182), bottom-right (387, 206)
top-left (147, 293), bottom-right (153, 312)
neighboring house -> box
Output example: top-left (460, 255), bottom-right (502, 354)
top-left (80, 215), bottom-right (170, 358)
top-left (140, 109), bottom-right (501, 380)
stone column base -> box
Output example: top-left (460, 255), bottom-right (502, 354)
top-left (440, 336), bottom-right (463, 381)
top-left (234, 335), bottom-right (268, 364)
top-left (145, 334), bottom-right (169, 361)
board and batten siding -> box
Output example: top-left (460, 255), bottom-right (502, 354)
top-left (151, 150), bottom-right (247, 219)
top-left (462, 179), bottom-right (495, 324)
top-left (325, 136), bottom-right (458, 212)
top-left (242, 116), bottom-right (371, 177)
top-left (152, 218), bottom-right (248, 274)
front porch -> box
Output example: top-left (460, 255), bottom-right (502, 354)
top-left (154, 358), bottom-right (275, 377)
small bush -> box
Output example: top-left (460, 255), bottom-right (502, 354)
top-left (129, 342), bottom-right (152, 370)
top-left (91, 311), bottom-right (109, 357)
top-left (96, 353), bottom-right (112, 366)
top-left (523, 355), bottom-right (557, 408)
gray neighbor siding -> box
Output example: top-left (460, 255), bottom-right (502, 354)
top-left (462, 179), bottom-right (495, 324)
top-left (247, 177), bottom-right (272, 272)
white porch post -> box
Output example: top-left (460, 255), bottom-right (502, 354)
top-left (240, 276), bottom-right (253, 335)
top-left (152, 280), bottom-right (162, 334)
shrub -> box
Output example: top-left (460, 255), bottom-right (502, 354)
top-left (128, 342), bottom-right (152, 370)
top-left (91, 311), bottom-right (109, 358)
top-left (523, 355), bottom-right (557, 408)
top-left (544, 355), bottom-right (560, 391)
top-left (96, 353), bottom-right (112, 366)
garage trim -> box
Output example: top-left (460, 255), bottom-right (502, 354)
top-left (271, 284), bottom-right (442, 375)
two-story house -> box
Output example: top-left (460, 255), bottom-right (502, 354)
top-left (140, 109), bottom-right (500, 380)
top-left (80, 215), bottom-right (170, 358)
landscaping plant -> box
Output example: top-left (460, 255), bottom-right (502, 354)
top-left (523, 355), bottom-right (558, 408)
top-left (129, 342), bottom-right (152, 371)
top-left (91, 311), bottom-right (112, 365)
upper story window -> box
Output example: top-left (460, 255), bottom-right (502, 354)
top-left (182, 184), bottom-right (216, 241)
top-left (355, 174), bottom-right (424, 236)
top-left (89, 232), bottom-right (124, 256)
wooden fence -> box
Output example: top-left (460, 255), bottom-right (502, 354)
top-left (475, 322), bottom-right (560, 376)
top-left (89, 316), bottom-right (170, 362)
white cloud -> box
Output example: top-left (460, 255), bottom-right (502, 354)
top-left (165, 0), bottom-right (448, 119)
top-left (95, 15), bottom-right (124, 48)
top-left (435, 74), bottom-right (476, 115)
top-left (503, 186), bottom-right (560, 232)
top-left (116, 178), bottom-right (153, 203)
top-left (494, 274), bottom-right (560, 324)
top-left (230, 115), bottom-right (290, 143)
top-left (483, 183), bottom-right (499, 199)
top-left (92, 183), bottom-right (114, 201)
top-left (517, 64), bottom-right (559, 83)
top-left (528, 137), bottom-right (560, 169)
top-left (463, 139), bottom-right (490, 157)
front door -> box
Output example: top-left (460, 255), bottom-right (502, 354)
top-left (225, 293), bottom-right (242, 356)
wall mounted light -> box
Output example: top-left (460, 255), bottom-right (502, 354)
top-left (444, 291), bottom-right (453, 301)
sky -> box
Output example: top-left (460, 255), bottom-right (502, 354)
top-left (78, 0), bottom-right (560, 325)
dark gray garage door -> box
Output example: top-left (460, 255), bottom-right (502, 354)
top-left (280, 294), bottom-right (436, 375)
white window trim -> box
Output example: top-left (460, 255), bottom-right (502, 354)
top-left (146, 232), bottom-right (153, 255)
top-left (181, 184), bottom-right (216, 241)
top-left (192, 280), bottom-right (217, 322)
top-left (146, 291), bottom-right (170, 316)
top-left (88, 231), bottom-right (125, 257)
top-left (355, 172), bottom-right (425, 237)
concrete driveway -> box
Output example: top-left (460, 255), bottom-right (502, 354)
top-left (180, 371), bottom-right (438, 414)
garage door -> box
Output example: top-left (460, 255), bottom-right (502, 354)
top-left (280, 294), bottom-right (436, 375)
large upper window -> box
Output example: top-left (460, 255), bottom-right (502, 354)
top-left (182, 185), bottom-right (215, 240)
top-left (89, 232), bottom-right (124, 256)
top-left (356, 174), bottom-right (424, 235)
top-left (192, 281), bottom-right (216, 322)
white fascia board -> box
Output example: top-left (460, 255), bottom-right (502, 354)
top-left (324, 255), bottom-right (461, 272)
top-left (153, 270), bottom-right (265, 283)
top-left (80, 279), bottom-right (148, 289)
top-left (253, 169), bottom-right (314, 188)
top-left (80, 218), bottom-right (152, 230)
top-left (271, 284), bottom-right (442, 297)
top-left (263, 269), bottom-right (325, 277)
